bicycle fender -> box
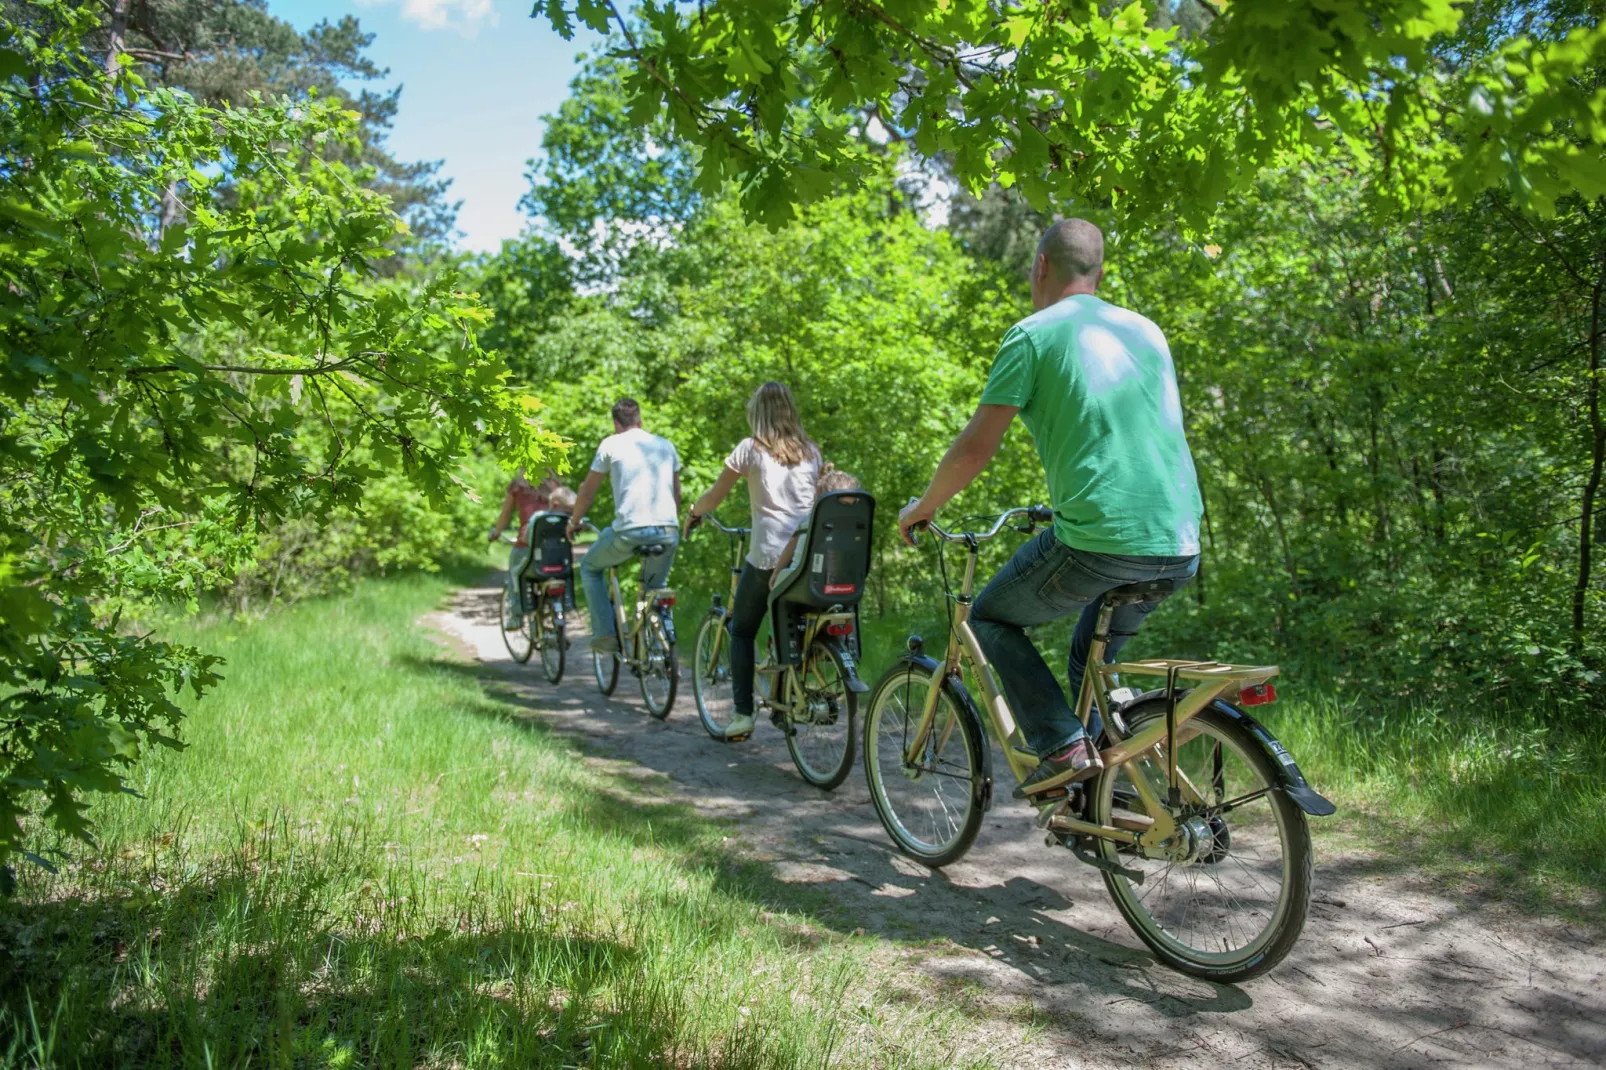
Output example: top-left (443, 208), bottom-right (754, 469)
top-left (1126, 689), bottom-right (1337, 818)
top-left (896, 652), bottom-right (994, 812)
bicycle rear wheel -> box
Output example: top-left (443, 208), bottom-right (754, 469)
top-left (1089, 699), bottom-right (1311, 983)
top-left (538, 597), bottom-right (565, 683)
top-left (862, 662), bottom-right (985, 867)
top-left (693, 613), bottom-right (737, 739)
top-left (499, 587), bottom-right (534, 664)
top-left (639, 611), bottom-right (678, 719)
top-left (785, 641), bottom-right (856, 790)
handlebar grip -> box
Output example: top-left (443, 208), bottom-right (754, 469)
top-left (1028, 504), bottom-right (1054, 525)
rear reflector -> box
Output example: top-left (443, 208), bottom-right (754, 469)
top-left (545, 583), bottom-right (566, 596)
top-left (653, 594), bottom-right (676, 607)
top-left (1238, 683), bottom-right (1277, 707)
top-left (825, 621), bottom-right (853, 636)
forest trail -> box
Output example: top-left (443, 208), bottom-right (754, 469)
top-left (428, 580), bottom-right (1605, 1070)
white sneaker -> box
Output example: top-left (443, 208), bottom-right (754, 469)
top-left (723, 714), bottom-right (755, 740)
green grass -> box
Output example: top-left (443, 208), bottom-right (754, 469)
top-left (2, 571), bottom-right (993, 1069)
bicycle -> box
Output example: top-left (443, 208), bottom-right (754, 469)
top-left (578, 520), bottom-right (679, 719)
top-left (862, 504), bottom-right (1335, 982)
top-left (687, 512), bottom-right (869, 789)
top-left (497, 520), bottom-right (570, 684)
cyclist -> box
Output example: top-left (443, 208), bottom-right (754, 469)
top-left (489, 467), bottom-right (558, 629)
top-left (684, 382), bottom-right (821, 741)
top-left (567, 398), bottom-right (683, 653)
top-left (897, 219), bottom-right (1202, 799)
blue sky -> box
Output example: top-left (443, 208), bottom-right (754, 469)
top-left (269, 0), bottom-right (601, 253)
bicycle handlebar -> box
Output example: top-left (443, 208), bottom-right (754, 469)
top-left (912, 503), bottom-right (1053, 546)
top-left (689, 513), bottom-right (750, 537)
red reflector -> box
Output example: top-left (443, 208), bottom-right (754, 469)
top-left (654, 595), bottom-right (676, 607)
top-left (825, 621), bottom-right (853, 636)
top-left (1239, 683), bottom-right (1277, 707)
top-left (823, 584), bottom-right (856, 595)
top-left (545, 584), bottom-right (565, 596)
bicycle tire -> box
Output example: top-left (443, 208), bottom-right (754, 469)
top-left (499, 587), bottom-right (534, 664)
top-left (592, 647), bottom-right (619, 696)
top-left (693, 612), bottom-right (738, 739)
top-left (639, 611), bottom-right (678, 719)
top-left (1089, 699), bottom-right (1312, 983)
top-left (862, 662), bottom-right (986, 867)
top-left (539, 597), bottom-right (565, 684)
top-left (785, 641), bottom-right (857, 790)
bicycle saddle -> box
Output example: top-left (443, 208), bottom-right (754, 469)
top-left (1103, 579), bottom-right (1174, 606)
top-left (633, 544), bottom-right (668, 557)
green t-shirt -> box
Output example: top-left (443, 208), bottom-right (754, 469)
top-left (979, 294), bottom-right (1202, 556)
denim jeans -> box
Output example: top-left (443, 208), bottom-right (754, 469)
top-left (970, 527), bottom-right (1198, 757)
top-left (504, 541), bottom-right (533, 626)
top-left (580, 524), bottom-right (679, 638)
top-left (727, 563), bottom-right (773, 716)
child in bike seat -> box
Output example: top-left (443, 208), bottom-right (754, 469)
top-left (768, 465), bottom-right (862, 592)
top-left (525, 485), bottom-right (578, 606)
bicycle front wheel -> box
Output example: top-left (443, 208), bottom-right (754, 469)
top-left (593, 648), bottom-right (620, 696)
top-left (785, 641), bottom-right (857, 790)
top-left (538, 597), bottom-right (565, 684)
top-left (693, 613), bottom-right (737, 739)
top-left (1090, 699), bottom-right (1312, 983)
top-left (499, 587), bottom-right (534, 664)
top-left (863, 662), bottom-right (986, 867)
top-left (639, 612), bottom-right (678, 719)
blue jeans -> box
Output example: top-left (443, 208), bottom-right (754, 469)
top-left (580, 524), bottom-right (679, 638)
top-left (970, 528), bottom-right (1198, 757)
top-left (504, 542), bottom-right (533, 626)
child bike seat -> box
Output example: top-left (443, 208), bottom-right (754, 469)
top-left (769, 490), bottom-right (876, 664)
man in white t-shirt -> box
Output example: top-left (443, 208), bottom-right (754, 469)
top-left (567, 398), bottom-right (683, 652)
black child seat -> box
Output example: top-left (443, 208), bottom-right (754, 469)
top-left (521, 512), bottom-right (574, 588)
top-left (769, 490), bottom-right (876, 665)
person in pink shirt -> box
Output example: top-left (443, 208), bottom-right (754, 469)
top-left (489, 468), bottom-right (557, 628)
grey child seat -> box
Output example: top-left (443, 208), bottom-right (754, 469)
top-left (768, 490), bottom-right (876, 665)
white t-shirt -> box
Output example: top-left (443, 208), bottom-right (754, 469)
top-left (590, 427), bottom-right (682, 530)
top-left (725, 437), bottom-right (820, 570)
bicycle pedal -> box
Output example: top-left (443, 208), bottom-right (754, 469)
top-left (723, 733), bottom-right (751, 743)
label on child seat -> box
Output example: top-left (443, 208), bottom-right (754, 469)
top-left (823, 584), bottom-right (856, 595)
top-left (811, 553), bottom-right (824, 572)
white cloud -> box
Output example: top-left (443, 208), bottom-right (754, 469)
top-left (358, 0), bottom-right (498, 36)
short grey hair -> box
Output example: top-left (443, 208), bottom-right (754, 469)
top-left (1036, 218), bottom-right (1104, 282)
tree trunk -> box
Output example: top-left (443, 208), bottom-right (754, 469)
top-left (105, 0), bottom-right (131, 76)
top-left (1574, 264), bottom-right (1605, 638)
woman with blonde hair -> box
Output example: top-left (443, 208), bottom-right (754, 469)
top-left (685, 382), bottom-right (821, 740)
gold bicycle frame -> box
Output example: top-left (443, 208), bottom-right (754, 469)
top-left (900, 527), bottom-right (1278, 852)
top-left (757, 610), bottom-right (855, 721)
top-left (603, 564), bottom-right (674, 668)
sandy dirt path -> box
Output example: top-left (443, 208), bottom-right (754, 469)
top-left (428, 580), bottom-right (1604, 1069)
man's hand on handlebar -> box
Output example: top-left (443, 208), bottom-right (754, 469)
top-left (898, 498), bottom-right (935, 547)
top-left (683, 510), bottom-right (704, 539)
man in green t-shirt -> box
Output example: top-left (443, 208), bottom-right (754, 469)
top-left (899, 219), bottom-right (1203, 798)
